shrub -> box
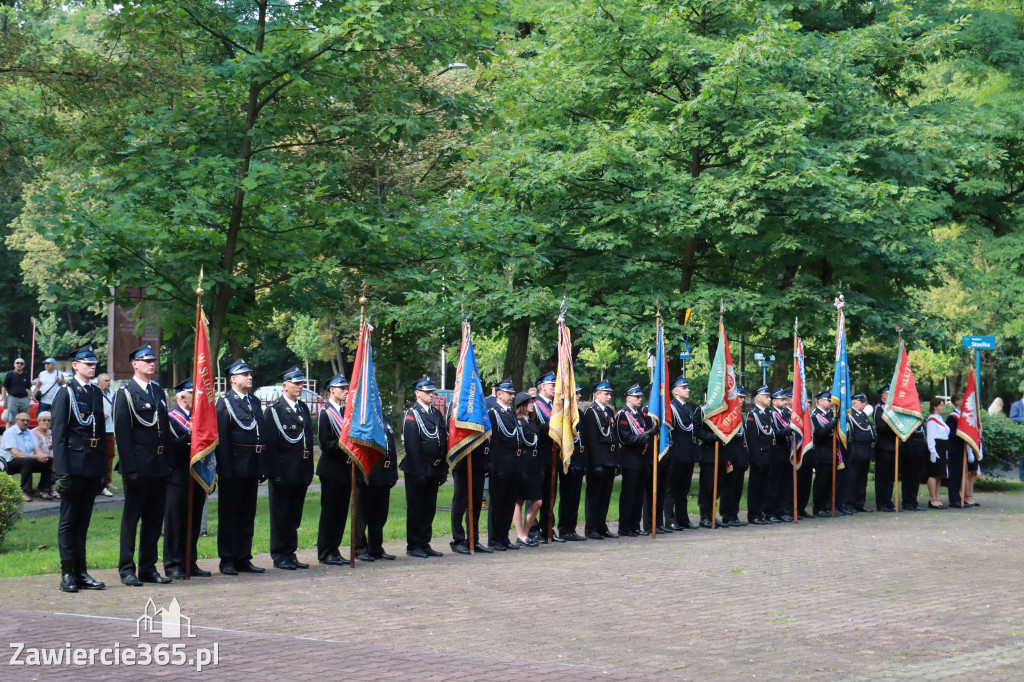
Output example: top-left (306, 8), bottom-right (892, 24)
top-left (977, 412), bottom-right (1024, 473)
top-left (0, 473), bottom-right (26, 548)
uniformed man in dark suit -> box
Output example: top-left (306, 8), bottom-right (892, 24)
top-left (51, 344), bottom-right (107, 593)
top-left (531, 373), bottom-right (565, 543)
top-left (557, 386), bottom-right (588, 541)
top-left (113, 344), bottom-right (173, 586)
top-left (355, 413), bottom-right (400, 561)
top-left (719, 385), bottom-right (750, 527)
top-left (746, 386), bottom-right (778, 525)
top-left (664, 377), bottom-right (697, 530)
top-left (811, 391), bottom-right (839, 517)
top-left (583, 380), bottom-right (618, 540)
top-left (616, 384), bottom-right (651, 536)
top-left (844, 392), bottom-right (876, 514)
top-left (486, 378), bottom-right (520, 551)
top-left (448, 401), bottom-right (493, 555)
top-left (902, 420), bottom-right (928, 511)
top-left (164, 378), bottom-right (211, 579)
top-left (215, 359), bottom-right (268, 575)
top-left (693, 399), bottom-right (729, 529)
top-left (264, 367), bottom-right (314, 570)
top-left (874, 384), bottom-right (898, 511)
top-left (641, 394), bottom-right (672, 535)
top-left (789, 389), bottom-right (814, 519)
top-left (767, 389), bottom-right (795, 522)
top-left (401, 376), bottom-right (448, 558)
top-left (316, 373), bottom-right (351, 565)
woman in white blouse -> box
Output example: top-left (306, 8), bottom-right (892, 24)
top-left (925, 397), bottom-right (949, 509)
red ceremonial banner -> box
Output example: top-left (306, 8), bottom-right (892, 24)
top-left (190, 300), bottom-right (218, 494)
top-left (957, 368), bottom-right (982, 456)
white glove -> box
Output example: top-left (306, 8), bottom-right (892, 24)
top-left (978, 445), bottom-right (984, 462)
top-left (930, 452), bottom-right (938, 464)
top-left (968, 451), bottom-right (976, 464)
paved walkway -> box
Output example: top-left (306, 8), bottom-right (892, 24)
top-left (2, 491), bottom-right (1023, 679)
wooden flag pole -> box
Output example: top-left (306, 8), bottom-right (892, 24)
top-left (831, 429), bottom-right (837, 518)
top-left (467, 451), bottom-right (475, 555)
top-left (548, 444), bottom-right (557, 542)
top-left (894, 439), bottom-right (900, 512)
top-left (792, 443), bottom-right (798, 524)
top-left (792, 323), bottom-right (799, 524)
top-left (712, 442), bottom-right (720, 528)
top-left (652, 434), bottom-right (658, 539)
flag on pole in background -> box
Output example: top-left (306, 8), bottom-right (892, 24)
top-left (340, 318), bottom-right (388, 481)
top-left (790, 338), bottom-right (813, 468)
top-left (189, 296), bottom-right (218, 494)
top-left (705, 315), bottom-right (742, 443)
top-left (831, 298), bottom-right (852, 450)
top-left (956, 368), bottom-right (982, 456)
top-left (880, 337), bottom-right (924, 442)
top-left (646, 321), bottom-right (671, 460)
top-left (549, 316), bottom-right (580, 472)
top-left (446, 321), bottom-right (492, 468)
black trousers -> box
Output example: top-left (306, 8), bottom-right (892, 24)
top-left (584, 465), bottom-right (615, 535)
top-left (317, 477), bottom-right (351, 560)
top-left (697, 460), bottom-right (726, 519)
top-left (56, 475), bottom-right (104, 572)
top-left (813, 458), bottom-right (847, 514)
top-left (404, 474), bottom-right (439, 551)
top-left (269, 481), bottom-right (307, 563)
top-left (5, 457), bottom-right (53, 492)
top-left (947, 444), bottom-right (966, 506)
top-left (721, 466), bottom-right (746, 520)
top-left (557, 467), bottom-right (585, 536)
top-left (875, 451), bottom-right (896, 509)
top-left (487, 471), bottom-right (517, 546)
top-left (217, 475), bottom-right (258, 569)
top-left (355, 484), bottom-right (391, 556)
top-left (767, 460), bottom-right (792, 517)
top-left (535, 448), bottom-right (558, 535)
top-left (163, 479), bottom-right (206, 573)
top-left (846, 458), bottom-right (871, 510)
top-left (641, 459), bottom-right (670, 531)
top-left (119, 476), bottom-right (169, 577)
top-left (451, 466), bottom-right (485, 548)
top-left (796, 462), bottom-right (813, 512)
top-left (618, 468), bottom-right (644, 533)
top-left (901, 450), bottom-right (926, 508)
top-left (668, 460), bottom-right (695, 524)
top-left (746, 463), bottom-right (770, 520)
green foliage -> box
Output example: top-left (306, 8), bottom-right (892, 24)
top-left (0, 473), bottom-right (26, 549)
top-left (977, 411), bottom-right (1024, 472)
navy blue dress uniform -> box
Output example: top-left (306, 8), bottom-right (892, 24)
top-left (113, 344), bottom-right (173, 585)
top-left (316, 373), bottom-right (351, 565)
top-left (355, 413), bottom-right (399, 560)
top-left (264, 367), bottom-right (315, 570)
top-left (531, 373), bottom-right (564, 542)
top-left (874, 386), bottom-right (898, 511)
top-left (844, 394), bottom-right (876, 514)
top-left (719, 386), bottom-right (750, 527)
top-left (616, 384), bottom-right (650, 536)
top-left (163, 378), bottom-right (210, 579)
top-left (767, 389), bottom-right (796, 522)
top-left (448, 401), bottom-right (491, 554)
top-left (746, 386), bottom-right (778, 525)
top-left (51, 344), bottom-right (107, 593)
top-left (557, 389), bottom-right (588, 541)
top-left (666, 377), bottom-right (698, 530)
top-left (945, 405), bottom-right (966, 508)
top-left (487, 378), bottom-right (521, 550)
top-left (583, 381), bottom-right (618, 539)
top-left (401, 376), bottom-right (448, 557)
top-left (517, 393), bottom-right (544, 503)
top-left (215, 359), bottom-right (269, 575)
top-left (901, 421), bottom-right (928, 511)
top-left (811, 391), bottom-right (839, 516)
top-left (693, 403), bottom-right (729, 528)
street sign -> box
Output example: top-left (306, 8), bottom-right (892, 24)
top-left (961, 335), bottom-right (996, 350)
top-left (679, 352), bottom-right (691, 360)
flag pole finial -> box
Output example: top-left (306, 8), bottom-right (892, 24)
top-left (358, 281), bottom-right (369, 319)
top-left (655, 297), bottom-right (661, 325)
top-left (196, 267), bottom-right (204, 298)
top-left (794, 316), bottom-right (799, 338)
top-left (719, 298), bottom-right (724, 317)
top-left (461, 294), bottom-right (466, 324)
top-left (834, 294), bottom-right (845, 309)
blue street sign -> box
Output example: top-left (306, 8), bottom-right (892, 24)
top-left (679, 352), bottom-right (690, 360)
top-left (961, 335), bottom-right (996, 350)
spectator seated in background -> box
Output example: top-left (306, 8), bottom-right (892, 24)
top-left (1, 412), bottom-right (55, 501)
top-left (31, 411), bottom-right (58, 499)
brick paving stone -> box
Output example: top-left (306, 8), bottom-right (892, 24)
top-left (1, 489), bottom-right (1023, 679)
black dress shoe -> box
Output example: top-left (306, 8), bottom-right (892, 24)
top-left (60, 573), bottom-right (79, 593)
top-left (910, 505), bottom-right (926, 511)
top-left (766, 515), bottom-right (782, 523)
top-left (562, 532), bottom-right (585, 541)
top-left (752, 516), bottom-right (771, 525)
top-left (587, 531), bottom-right (604, 540)
top-left (373, 552), bottom-right (397, 560)
top-left (815, 510), bottom-right (833, 518)
top-left (320, 555), bottom-right (349, 566)
top-left (169, 569), bottom-right (187, 580)
top-left (121, 573), bottom-right (143, 587)
top-left (927, 502), bottom-right (945, 509)
top-left (274, 559), bottom-right (297, 570)
top-left (406, 548), bottom-right (429, 558)
top-left (550, 534), bottom-right (567, 543)
top-left (855, 506), bottom-right (874, 513)
top-left (452, 544), bottom-right (471, 555)
top-left (838, 508), bottom-right (853, 516)
top-left (473, 544), bottom-right (494, 553)
top-left (667, 523), bottom-right (685, 531)
top-left (655, 525), bottom-right (673, 533)
top-left (621, 530), bottom-right (638, 537)
top-left (680, 520), bottom-right (700, 529)
top-left (220, 564), bottom-right (239, 576)
top-left (357, 553), bottom-right (378, 561)
top-left (948, 502), bottom-right (964, 509)
top-left (516, 537), bottom-right (539, 547)
top-left (637, 530), bottom-right (651, 536)
top-left (190, 565), bottom-right (212, 577)
top-left (699, 518), bottom-right (714, 529)
top-left (140, 571), bottom-right (173, 584)
top-left (291, 558), bottom-right (310, 569)
top-left (779, 514), bottom-right (794, 522)
top-left (728, 519), bottom-right (748, 527)
top-left (76, 572), bottom-right (105, 589)
top-left (601, 530), bottom-right (619, 539)
top-left (797, 510), bottom-right (813, 519)
top-left (877, 506), bottom-right (895, 513)
top-left (534, 536), bottom-right (548, 544)
top-left (503, 541), bottom-right (519, 550)
top-left (488, 543), bottom-right (507, 551)
top-left (424, 547), bottom-right (444, 557)
top-left (237, 562), bottom-right (266, 573)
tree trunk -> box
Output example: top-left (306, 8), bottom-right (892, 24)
top-left (770, 338), bottom-right (792, 389)
top-left (503, 321), bottom-right (531, 389)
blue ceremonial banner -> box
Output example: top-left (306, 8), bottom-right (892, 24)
top-left (446, 322), bottom-right (492, 468)
top-left (340, 319), bottom-right (388, 481)
top-left (831, 298), bottom-right (851, 450)
top-left (647, 322), bottom-right (671, 460)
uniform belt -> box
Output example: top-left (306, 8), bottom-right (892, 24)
top-left (234, 443), bottom-right (265, 454)
top-left (283, 448), bottom-right (311, 459)
top-left (135, 444), bottom-right (166, 455)
top-left (69, 436), bottom-right (102, 449)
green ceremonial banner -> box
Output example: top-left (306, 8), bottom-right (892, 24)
top-left (880, 338), bottom-right (924, 442)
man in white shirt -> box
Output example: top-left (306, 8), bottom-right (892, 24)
top-left (1, 412), bottom-right (50, 501)
top-left (33, 358), bottom-right (64, 413)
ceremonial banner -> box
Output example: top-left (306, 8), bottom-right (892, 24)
top-left (831, 300), bottom-right (852, 449)
top-left (790, 338), bottom-right (813, 467)
top-left (705, 317), bottom-right (742, 443)
top-left (880, 338), bottom-right (924, 442)
top-left (956, 368), bottom-right (982, 456)
top-left (646, 322), bottom-right (671, 460)
top-left (189, 299), bottom-right (218, 494)
top-left (549, 316), bottom-right (580, 471)
top-left (340, 318), bottom-right (388, 481)
top-left (446, 322), bottom-right (492, 468)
